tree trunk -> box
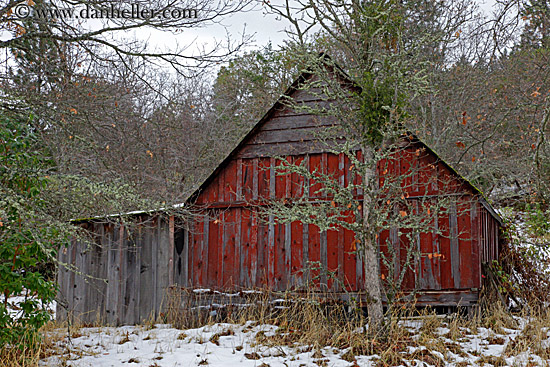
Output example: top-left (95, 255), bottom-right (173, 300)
top-left (362, 146), bottom-right (384, 332)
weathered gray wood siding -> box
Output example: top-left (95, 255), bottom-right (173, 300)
top-left (57, 215), bottom-right (175, 325)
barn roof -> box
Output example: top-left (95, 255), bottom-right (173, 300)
top-left (186, 54), bottom-right (503, 226)
top-left (73, 55), bottom-right (502, 226)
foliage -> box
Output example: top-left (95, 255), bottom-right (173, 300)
top-left (495, 208), bottom-right (550, 307)
top-left (525, 203), bottom-right (550, 238)
top-left (211, 44), bottom-right (299, 133)
top-left (0, 113), bottom-right (68, 350)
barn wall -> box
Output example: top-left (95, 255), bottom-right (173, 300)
top-left (57, 216), bottom-right (173, 325)
top-left (184, 145), bottom-right (489, 295)
top-left (181, 72), bottom-right (498, 298)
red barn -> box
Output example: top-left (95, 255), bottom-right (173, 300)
top-left (58, 61), bottom-right (503, 325)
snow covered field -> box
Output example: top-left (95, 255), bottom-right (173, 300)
top-left (39, 316), bottom-right (550, 366)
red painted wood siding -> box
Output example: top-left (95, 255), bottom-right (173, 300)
top-left (183, 146), bottom-right (498, 292)
top-left (181, 73), bottom-right (500, 293)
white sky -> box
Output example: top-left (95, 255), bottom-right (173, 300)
top-left (0, 0), bottom-right (500, 70)
top-left (141, 0), bottom-right (499, 57)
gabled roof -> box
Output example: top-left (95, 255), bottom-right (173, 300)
top-left (187, 53), bottom-right (354, 203)
top-left (185, 54), bottom-right (503, 226)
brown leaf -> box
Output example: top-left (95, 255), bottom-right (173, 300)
top-left (244, 353), bottom-right (261, 360)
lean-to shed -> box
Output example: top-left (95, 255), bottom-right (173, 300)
top-left (58, 58), bottom-right (503, 325)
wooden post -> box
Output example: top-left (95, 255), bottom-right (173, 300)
top-left (169, 215), bottom-right (175, 286)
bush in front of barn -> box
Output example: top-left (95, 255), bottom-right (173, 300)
top-left (0, 113), bottom-right (69, 362)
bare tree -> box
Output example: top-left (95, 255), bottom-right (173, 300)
top-left (1, 0), bottom-right (254, 75)
top-left (262, 0), bottom-right (479, 331)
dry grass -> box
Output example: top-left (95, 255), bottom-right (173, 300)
top-left (0, 319), bottom-right (69, 367)
top-left (25, 287), bottom-right (550, 366)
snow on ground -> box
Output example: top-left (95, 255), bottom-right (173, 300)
top-left (39, 316), bottom-right (550, 367)
top-left (40, 322), bottom-right (354, 367)
top-left (5, 293), bottom-right (56, 319)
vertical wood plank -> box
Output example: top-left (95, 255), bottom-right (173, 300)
top-left (250, 210), bottom-right (258, 287)
top-left (83, 226), bottom-right (97, 324)
top-left (168, 216), bottom-right (175, 286)
top-left (67, 239), bottom-right (76, 322)
top-left (237, 158), bottom-right (243, 201)
top-left (253, 158), bottom-right (259, 201)
top-left (285, 157), bottom-right (292, 198)
top-left (105, 225), bottom-right (119, 325)
top-left (321, 153), bottom-right (327, 198)
top-left (97, 225), bottom-right (109, 323)
top-left (193, 216), bottom-right (203, 286)
top-left (458, 199), bottom-right (474, 288)
top-left (433, 209), bottom-right (442, 290)
top-left (139, 222), bottom-right (154, 323)
top-left (270, 157), bottom-right (276, 199)
top-left (207, 213), bottom-right (219, 287)
top-left (117, 225), bottom-right (125, 325)
top-left (320, 230), bottom-right (328, 288)
top-left (222, 210), bottom-right (237, 287)
top-left (275, 158), bottom-right (286, 199)
top-left (218, 164), bottom-right (225, 202)
top-left (470, 201), bottom-right (480, 288)
top-left (133, 224), bottom-right (142, 325)
top-left (309, 224), bottom-right (320, 287)
top-left (256, 215), bottom-right (267, 286)
top-left (449, 201), bottom-right (460, 289)
top-left (151, 219), bottom-right (158, 319)
top-left (327, 228), bottom-right (339, 290)
top-left (291, 221), bottom-right (303, 287)
top-left (183, 223), bottom-right (189, 287)
top-left (240, 209), bottom-right (251, 287)
top-left (189, 218), bottom-right (196, 287)
top-left (202, 214), bottom-right (210, 286)
top-left (302, 222), bottom-right (309, 284)
top-left (285, 222), bottom-right (292, 289)
top-left (419, 203), bottom-right (437, 290)
top-left (268, 214), bottom-right (275, 288)
top-left (124, 228), bottom-right (139, 325)
top-left (274, 221), bottom-right (285, 290)
top-left (235, 208), bottom-right (242, 287)
top-left (157, 218), bottom-right (170, 316)
top-left (218, 212), bottom-right (225, 287)
top-left (72, 238), bottom-right (85, 323)
top-left (337, 225), bottom-right (344, 292)
top-left (305, 155), bottom-right (310, 198)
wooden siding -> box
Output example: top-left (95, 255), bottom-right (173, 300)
top-left (57, 216), bottom-right (173, 325)
top-left (185, 147), bottom-right (498, 294)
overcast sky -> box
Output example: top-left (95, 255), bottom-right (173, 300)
top-left (143, 0), bottom-right (498, 57)
top-left (0, 0), bottom-right (500, 70)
